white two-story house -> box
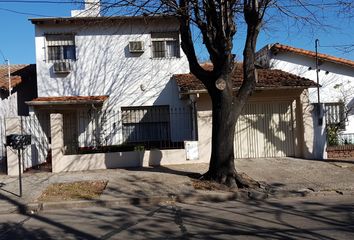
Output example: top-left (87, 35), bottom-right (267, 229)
top-left (8, 1), bottom-right (322, 175)
top-left (256, 44), bottom-right (354, 145)
top-left (28, 3), bottom-right (194, 162)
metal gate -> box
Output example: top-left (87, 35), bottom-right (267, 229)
top-left (0, 115), bottom-right (50, 172)
top-left (234, 102), bottom-right (295, 158)
top-left (20, 115), bottom-right (50, 170)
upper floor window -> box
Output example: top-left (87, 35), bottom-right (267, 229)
top-left (151, 32), bottom-right (180, 58)
top-left (46, 34), bottom-right (76, 61)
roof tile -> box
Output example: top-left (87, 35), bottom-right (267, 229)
top-left (271, 44), bottom-right (354, 68)
top-left (0, 64), bottom-right (36, 90)
top-left (174, 63), bottom-right (317, 93)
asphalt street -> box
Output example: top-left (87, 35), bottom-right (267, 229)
top-left (0, 195), bottom-right (353, 239)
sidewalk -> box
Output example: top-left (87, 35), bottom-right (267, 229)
top-left (1, 157), bottom-right (354, 214)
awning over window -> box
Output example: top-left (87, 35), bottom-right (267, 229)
top-left (26, 95), bottom-right (109, 106)
top-left (46, 34), bottom-right (75, 46)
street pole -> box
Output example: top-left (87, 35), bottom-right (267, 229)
top-left (18, 149), bottom-right (22, 197)
top-left (6, 134), bottom-right (30, 198)
top-left (315, 39), bottom-right (323, 126)
top-left (315, 39), bottom-right (320, 104)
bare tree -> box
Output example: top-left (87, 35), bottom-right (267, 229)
top-left (172, 0), bottom-right (270, 187)
top-left (99, 0), bottom-right (349, 187)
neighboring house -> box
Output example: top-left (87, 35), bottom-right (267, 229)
top-left (256, 43), bottom-right (354, 144)
top-left (174, 63), bottom-right (318, 160)
top-left (0, 64), bottom-right (37, 172)
top-left (0, 64), bottom-right (37, 117)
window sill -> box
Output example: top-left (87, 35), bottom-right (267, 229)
top-left (150, 57), bottom-right (181, 60)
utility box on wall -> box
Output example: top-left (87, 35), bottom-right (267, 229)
top-left (184, 141), bottom-right (199, 160)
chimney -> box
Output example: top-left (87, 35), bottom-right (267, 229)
top-left (71, 0), bottom-right (101, 17)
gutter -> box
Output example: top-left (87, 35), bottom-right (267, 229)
top-left (179, 85), bottom-right (316, 96)
top-left (29, 15), bottom-right (178, 25)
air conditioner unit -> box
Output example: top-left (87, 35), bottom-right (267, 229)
top-left (53, 62), bottom-right (72, 73)
top-left (129, 41), bottom-right (144, 53)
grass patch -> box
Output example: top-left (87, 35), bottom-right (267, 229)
top-left (38, 180), bottom-right (107, 202)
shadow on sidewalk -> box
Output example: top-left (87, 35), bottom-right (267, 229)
top-left (0, 190), bottom-right (98, 239)
top-left (0, 186), bottom-right (20, 198)
top-left (1, 170), bottom-right (354, 239)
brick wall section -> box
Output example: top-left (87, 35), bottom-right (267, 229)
top-left (327, 145), bottom-right (354, 159)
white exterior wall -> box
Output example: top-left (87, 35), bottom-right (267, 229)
top-left (0, 92), bottom-right (18, 117)
top-left (267, 53), bottom-right (354, 134)
top-left (33, 18), bottom-right (192, 148)
top-left (34, 18), bottom-right (189, 109)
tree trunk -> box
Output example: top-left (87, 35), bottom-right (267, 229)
top-left (207, 87), bottom-right (239, 187)
top-left (204, 19), bottom-right (261, 188)
top-left (177, 0), bottom-right (263, 188)
top-left (203, 72), bottom-right (249, 188)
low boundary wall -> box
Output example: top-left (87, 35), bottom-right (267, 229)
top-left (51, 114), bottom-right (207, 173)
top-left (327, 145), bottom-right (354, 159)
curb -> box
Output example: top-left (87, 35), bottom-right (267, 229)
top-left (0, 190), bottom-right (255, 215)
top-left (269, 188), bottom-right (354, 199)
top-left (0, 203), bottom-right (29, 215)
top-left (1, 189), bottom-right (354, 215)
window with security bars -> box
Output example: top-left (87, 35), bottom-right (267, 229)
top-left (151, 32), bottom-right (180, 58)
top-left (46, 34), bottom-right (76, 61)
top-left (325, 102), bottom-right (346, 130)
top-left (121, 106), bottom-right (170, 143)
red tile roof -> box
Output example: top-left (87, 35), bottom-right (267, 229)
top-left (174, 63), bottom-right (317, 94)
top-left (271, 44), bottom-right (354, 68)
top-left (0, 64), bottom-right (35, 90)
top-left (27, 96), bottom-right (109, 105)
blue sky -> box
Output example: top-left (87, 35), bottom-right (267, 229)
top-left (0, 0), bottom-right (353, 64)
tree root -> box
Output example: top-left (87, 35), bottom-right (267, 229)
top-left (200, 171), bottom-right (260, 189)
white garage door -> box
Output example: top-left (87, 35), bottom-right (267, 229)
top-left (234, 102), bottom-right (295, 158)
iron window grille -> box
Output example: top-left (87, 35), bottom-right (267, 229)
top-left (46, 34), bottom-right (76, 62)
top-left (325, 102), bottom-right (346, 130)
top-left (151, 32), bottom-right (180, 58)
top-left (121, 105), bottom-right (171, 143)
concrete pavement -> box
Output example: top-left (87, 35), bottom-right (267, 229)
top-left (1, 195), bottom-right (354, 239)
top-left (0, 157), bottom-right (354, 214)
